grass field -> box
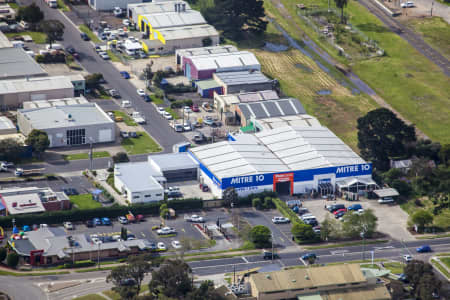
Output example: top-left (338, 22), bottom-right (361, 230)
top-left (442, 257), bottom-right (450, 268)
top-left (121, 131), bottom-right (162, 155)
top-left (267, 0), bottom-right (450, 144)
top-left (57, 0), bottom-right (70, 11)
top-left (73, 295), bottom-right (107, 300)
top-left (400, 198), bottom-right (450, 231)
top-left (383, 262), bottom-right (404, 274)
top-left (79, 25), bottom-right (101, 43)
top-left (69, 194), bottom-right (102, 210)
top-left (113, 111), bottom-right (137, 126)
top-left (63, 151), bottom-right (110, 161)
top-left (8, 2), bottom-right (19, 9)
top-left (431, 259), bottom-right (450, 278)
top-left (406, 17), bottom-right (450, 61)
top-left (106, 50), bottom-right (120, 62)
top-left (5, 31), bottom-right (47, 44)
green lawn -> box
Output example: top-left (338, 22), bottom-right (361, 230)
top-left (113, 111), bottom-right (137, 126)
top-left (69, 194), bottom-right (102, 210)
top-left (164, 107), bottom-right (181, 119)
top-left (150, 95), bottom-right (164, 105)
top-left (121, 131), bottom-right (162, 155)
top-left (5, 31), bottom-right (47, 44)
top-left (406, 17), bottom-right (450, 61)
top-left (8, 2), bottom-right (19, 9)
top-left (79, 24), bottom-right (101, 43)
top-left (383, 262), bottom-right (405, 274)
top-left (57, 0), bottom-right (70, 11)
top-left (267, 0), bottom-right (450, 144)
top-left (106, 50), bottom-right (120, 62)
top-left (73, 294), bottom-right (107, 300)
top-left (400, 198), bottom-right (450, 231)
top-left (436, 0), bottom-right (450, 6)
top-left (63, 151), bottom-right (110, 161)
top-left (431, 259), bottom-right (450, 278)
top-left (442, 257), bottom-right (450, 268)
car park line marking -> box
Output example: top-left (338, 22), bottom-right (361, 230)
top-left (299, 258), bottom-right (306, 265)
top-left (181, 228), bottom-right (185, 232)
top-left (242, 256), bottom-right (249, 263)
top-left (141, 232), bottom-right (145, 237)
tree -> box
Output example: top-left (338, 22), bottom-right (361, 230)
top-left (416, 273), bottom-right (441, 300)
top-left (107, 255), bottom-right (153, 299)
top-left (6, 252), bottom-right (19, 268)
top-left (149, 259), bottom-right (193, 298)
top-left (143, 61), bottom-right (154, 88)
top-left (391, 179), bottom-right (413, 198)
top-left (112, 152), bottom-right (129, 163)
top-left (0, 138), bottom-right (24, 162)
top-left (320, 216), bottom-right (339, 241)
top-left (186, 280), bottom-right (227, 300)
top-left (85, 73), bottom-right (104, 90)
top-left (404, 260), bottom-right (441, 299)
top-left (291, 223), bottom-right (315, 241)
top-left (0, 247), bottom-right (7, 262)
top-left (249, 225), bottom-right (271, 248)
top-left (411, 210), bottom-right (433, 232)
top-left (439, 144), bottom-right (450, 166)
top-left (160, 203), bottom-right (169, 219)
top-left (120, 227), bottom-right (128, 241)
top-left (341, 209), bottom-right (377, 239)
top-left (25, 129), bottom-right (49, 158)
top-left (334, 0), bottom-right (348, 23)
top-left (205, 0), bottom-right (267, 39)
top-left (222, 187), bottom-right (238, 207)
top-left (152, 70), bottom-right (164, 87)
top-left (18, 3), bottom-right (43, 24)
top-left (404, 260), bottom-right (433, 288)
top-left (40, 20), bottom-right (65, 47)
top-left (357, 108), bottom-right (416, 171)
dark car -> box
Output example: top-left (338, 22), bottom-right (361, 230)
top-left (120, 71), bottom-right (130, 79)
top-left (63, 188), bottom-right (78, 196)
top-left (86, 220), bottom-right (94, 228)
top-left (143, 94), bottom-right (151, 102)
top-left (101, 217), bottom-right (111, 225)
top-left (93, 218), bottom-right (101, 226)
top-left (263, 251), bottom-right (279, 260)
top-left (416, 245), bottom-right (431, 253)
top-left (80, 32), bottom-right (90, 41)
top-left (301, 253), bottom-right (317, 260)
top-left (328, 204), bottom-right (346, 212)
top-left (66, 47), bottom-right (76, 54)
top-left (335, 211), bottom-right (346, 219)
top-left (129, 131), bottom-right (138, 138)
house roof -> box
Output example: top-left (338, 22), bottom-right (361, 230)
top-left (250, 264), bottom-right (367, 293)
top-left (115, 161), bottom-right (164, 192)
top-left (0, 47), bottom-right (47, 79)
top-left (1, 193), bottom-right (46, 215)
top-left (238, 98), bottom-right (306, 121)
top-left (18, 103), bottom-right (113, 130)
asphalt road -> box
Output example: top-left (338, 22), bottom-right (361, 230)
top-left (360, 0), bottom-right (450, 77)
top-left (19, 0), bottom-right (187, 153)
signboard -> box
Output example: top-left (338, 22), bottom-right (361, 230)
top-left (221, 163), bottom-right (372, 189)
top-left (273, 172), bottom-right (294, 195)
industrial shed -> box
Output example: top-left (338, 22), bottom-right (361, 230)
top-left (0, 76), bottom-right (74, 109)
top-left (89, 0), bottom-right (142, 11)
top-left (212, 71), bottom-right (274, 95)
top-left (183, 51), bottom-right (260, 80)
top-left (175, 45), bottom-right (237, 67)
top-left (17, 102), bottom-right (115, 148)
top-left (128, 1), bottom-right (192, 25)
top-left (0, 47), bottom-right (47, 81)
top-left (0, 116), bottom-right (16, 135)
top-left (189, 126), bottom-right (372, 198)
top-left (149, 152), bottom-right (198, 182)
top-left (214, 90), bottom-right (280, 117)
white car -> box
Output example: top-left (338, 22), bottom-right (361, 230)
top-left (378, 197), bottom-right (395, 204)
top-left (188, 215), bottom-right (205, 223)
top-left (121, 100), bottom-right (131, 108)
top-left (355, 208), bottom-right (365, 215)
top-left (122, 19), bottom-right (131, 26)
top-left (63, 222), bottom-right (74, 230)
top-left (183, 123), bottom-right (192, 131)
top-left (157, 242), bottom-right (167, 251)
top-left (137, 89), bottom-right (146, 96)
top-left (171, 240), bottom-right (182, 249)
top-left (163, 111), bottom-right (173, 120)
top-left (403, 254), bottom-right (412, 262)
top-left (99, 51), bottom-right (110, 60)
top-left (118, 216), bottom-right (128, 224)
top-left (401, 1), bottom-right (414, 8)
top-left (184, 106), bottom-right (192, 114)
top-left (156, 226), bottom-right (176, 235)
top-left (157, 107), bottom-right (165, 115)
top-left (272, 216), bottom-right (290, 224)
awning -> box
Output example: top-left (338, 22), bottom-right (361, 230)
top-left (374, 188), bottom-right (399, 198)
top-left (220, 223), bottom-right (234, 229)
top-left (336, 177), bottom-right (377, 188)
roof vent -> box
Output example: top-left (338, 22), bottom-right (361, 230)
top-left (305, 275), bottom-right (310, 280)
top-left (265, 274), bottom-right (271, 279)
top-left (291, 279), bottom-right (296, 282)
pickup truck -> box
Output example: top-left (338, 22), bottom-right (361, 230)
top-left (131, 112), bottom-right (146, 124)
top-left (15, 168), bottom-right (45, 177)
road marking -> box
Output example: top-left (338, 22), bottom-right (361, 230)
top-left (299, 257), bottom-right (306, 265)
top-left (330, 250), bottom-right (349, 255)
top-left (141, 232), bottom-right (145, 237)
top-left (181, 228), bottom-right (185, 232)
top-left (242, 256), bottom-right (249, 263)
top-left (280, 237), bottom-right (285, 242)
top-left (374, 246), bottom-right (394, 251)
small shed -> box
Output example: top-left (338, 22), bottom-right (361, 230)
top-left (196, 79), bottom-right (223, 98)
top-left (373, 188), bottom-right (399, 199)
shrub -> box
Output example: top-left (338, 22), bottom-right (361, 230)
top-left (0, 247), bottom-right (6, 262)
top-left (63, 260), bottom-right (95, 269)
top-left (292, 223), bottom-right (315, 242)
top-left (112, 152), bottom-right (129, 163)
top-left (6, 252), bottom-right (19, 268)
top-left (252, 198), bottom-right (262, 209)
top-left (263, 197), bottom-right (274, 209)
top-left (249, 225), bottom-right (271, 248)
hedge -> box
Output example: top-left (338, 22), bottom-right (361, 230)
top-left (237, 191), bottom-right (278, 207)
top-left (62, 260), bottom-right (95, 269)
top-left (272, 198), bottom-right (303, 225)
top-left (0, 198), bottom-right (203, 228)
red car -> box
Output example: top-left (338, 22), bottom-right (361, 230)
top-left (191, 104), bottom-right (200, 112)
top-left (333, 208), bottom-right (347, 215)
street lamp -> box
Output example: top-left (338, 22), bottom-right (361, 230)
top-left (88, 137), bottom-right (94, 172)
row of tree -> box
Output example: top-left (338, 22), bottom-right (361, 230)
top-left (0, 247), bottom-right (19, 268)
top-left (0, 130), bottom-right (49, 162)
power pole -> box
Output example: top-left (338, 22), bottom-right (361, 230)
top-left (271, 232), bottom-right (274, 260)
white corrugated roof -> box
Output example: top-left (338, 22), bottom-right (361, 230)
top-left (23, 96), bottom-right (88, 109)
top-left (190, 126), bottom-right (365, 179)
top-left (190, 51), bottom-right (260, 71)
top-left (129, 1), bottom-right (191, 15)
top-left (142, 10), bottom-right (205, 29)
top-left (159, 24), bottom-right (217, 40)
top-left (256, 115), bottom-right (321, 130)
top-left (0, 31), bottom-right (12, 49)
top-left (0, 76), bottom-right (73, 94)
top-left (176, 45), bottom-right (237, 61)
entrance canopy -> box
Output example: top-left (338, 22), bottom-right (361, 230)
top-left (336, 177), bottom-right (377, 192)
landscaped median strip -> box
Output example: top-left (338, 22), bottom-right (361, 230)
top-left (430, 257), bottom-right (450, 279)
top-left (303, 239), bottom-right (389, 250)
top-left (63, 151), bottom-right (110, 161)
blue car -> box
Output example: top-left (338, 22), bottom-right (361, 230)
top-left (120, 71), bottom-right (130, 79)
top-left (143, 95), bottom-right (151, 102)
top-left (416, 245), bottom-right (431, 253)
top-left (301, 253), bottom-right (317, 260)
top-left (348, 204), bottom-right (362, 211)
top-left (101, 217), bottom-right (111, 225)
top-left (93, 218), bottom-right (101, 226)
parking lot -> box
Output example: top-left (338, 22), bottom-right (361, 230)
top-left (301, 198), bottom-right (414, 241)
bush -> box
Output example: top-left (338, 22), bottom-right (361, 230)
top-left (238, 191), bottom-right (278, 207)
top-left (252, 198), bottom-right (262, 209)
top-left (112, 152), bottom-right (129, 163)
top-left (249, 225), bottom-right (271, 248)
top-left (0, 247), bottom-right (6, 262)
top-left (63, 260), bottom-right (95, 269)
top-left (6, 252), bottom-right (19, 268)
top-left (169, 99), bottom-right (194, 109)
top-left (292, 223), bottom-right (315, 242)
top-left (263, 197), bottom-right (275, 209)
top-left (272, 198), bottom-right (302, 225)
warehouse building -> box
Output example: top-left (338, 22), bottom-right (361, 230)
top-left (0, 116), bottom-right (15, 135)
top-left (89, 0), bottom-right (143, 11)
top-left (0, 30), bottom-right (12, 48)
top-left (253, 114), bottom-right (321, 131)
top-left (175, 45), bottom-right (237, 67)
top-left (189, 126), bottom-right (373, 198)
top-left (249, 264), bottom-right (391, 300)
top-left (183, 51), bottom-right (260, 80)
top-left (128, 1), bottom-right (192, 24)
top-left (214, 90), bottom-right (279, 116)
top-left (0, 76), bottom-right (74, 109)
top-left (114, 153), bottom-right (198, 203)
top-left (17, 101), bottom-right (115, 148)
top-left (212, 71), bottom-right (274, 95)
top-left (0, 47), bottom-right (47, 81)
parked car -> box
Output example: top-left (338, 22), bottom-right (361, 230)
top-left (184, 106), bottom-right (192, 114)
top-left (327, 204), bottom-right (346, 212)
top-left (333, 208), bottom-right (347, 215)
top-left (99, 51), bottom-right (110, 60)
top-left (93, 218), bottom-right (101, 226)
top-left (121, 100), bottom-right (131, 108)
top-left (335, 211), bottom-right (346, 219)
top-left (80, 32), bottom-right (90, 41)
top-left (348, 204), bottom-right (362, 211)
top-left (191, 104), bottom-right (200, 112)
top-left (272, 216), bottom-right (290, 224)
top-left (101, 217), bottom-right (111, 225)
top-left (118, 216), bottom-right (128, 224)
top-left (143, 95), bottom-right (151, 102)
top-left (263, 251), bottom-right (279, 260)
top-left (183, 123), bottom-right (192, 131)
top-left (163, 111), bottom-right (173, 120)
top-left (86, 220), bottom-right (94, 228)
top-left (403, 254), bottom-right (412, 262)
top-left (401, 1), bottom-right (414, 8)
top-left (127, 234), bottom-right (136, 240)
top-left (66, 47), bottom-right (76, 54)
top-left (109, 89), bottom-right (120, 98)
top-left (157, 227), bottom-right (176, 235)
top-left (187, 215), bottom-right (204, 223)
top-left (378, 197), bottom-right (395, 204)
top-left (122, 19), bottom-right (131, 26)
top-left (171, 240), bottom-right (182, 249)
top-left (63, 222), bottom-right (74, 230)
top-left (157, 242), bottom-right (167, 251)
top-left (120, 131), bottom-right (129, 138)
top-left (120, 71), bottom-right (130, 79)
top-left (63, 188), bottom-right (78, 195)
top-left (203, 117), bottom-right (214, 126)
top-left (157, 107), bottom-right (165, 115)
top-left (301, 253), bottom-right (317, 260)
top-left (313, 226), bottom-right (321, 234)
top-left (416, 245), bottom-right (431, 253)
top-left (137, 89), bottom-right (146, 96)
top-left (129, 131), bottom-right (138, 138)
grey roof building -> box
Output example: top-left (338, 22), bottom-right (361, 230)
top-left (17, 102), bottom-right (115, 148)
top-left (0, 116), bottom-right (16, 135)
top-left (213, 71), bottom-right (275, 95)
top-left (0, 47), bottom-right (47, 80)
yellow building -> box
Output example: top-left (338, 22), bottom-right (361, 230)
top-left (248, 264), bottom-right (391, 300)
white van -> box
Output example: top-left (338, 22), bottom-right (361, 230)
top-left (11, 41), bottom-right (24, 48)
top-left (121, 100), bottom-right (131, 108)
top-left (19, 20), bottom-right (30, 29)
top-left (46, 43), bottom-right (63, 50)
